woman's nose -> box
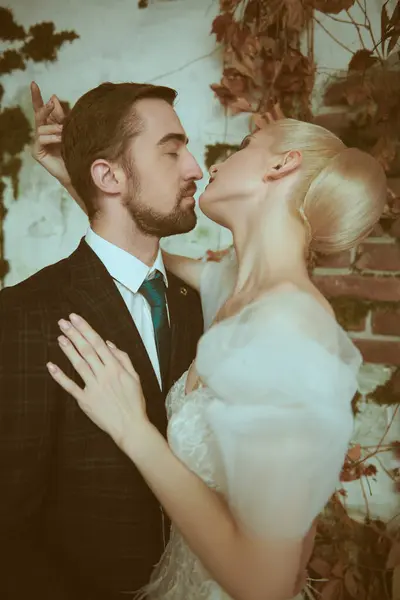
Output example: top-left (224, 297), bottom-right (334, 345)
top-left (209, 164), bottom-right (218, 176)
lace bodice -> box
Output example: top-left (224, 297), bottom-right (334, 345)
top-left (137, 250), bottom-right (362, 600)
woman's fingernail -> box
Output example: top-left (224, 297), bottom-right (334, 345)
top-left (58, 335), bottom-right (69, 346)
top-left (47, 362), bottom-right (58, 373)
top-left (70, 313), bottom-right (80, 323)
top-left (58, 319), bottom-right (70, 330)
top-left (106, 340), bottom-right (116, 349)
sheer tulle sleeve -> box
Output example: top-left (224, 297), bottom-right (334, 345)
top-left (195, 291), bottom-right (362, 539)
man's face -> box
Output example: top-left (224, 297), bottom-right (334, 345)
top-left (122, 98), bottom-right (203, 237)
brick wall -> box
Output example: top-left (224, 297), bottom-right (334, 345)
top-left (312, 178), bottom-right (400, 402)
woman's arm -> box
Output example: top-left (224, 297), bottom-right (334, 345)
top-left (126, 423), bottom-right (302, 600)
top-left (162, 247), bottom-right (233, 292)
top-left (161, 251), bottom-right (205, 292)
top-left (30, 82), bottom-right (88, 216)
top-left (46, 313), bottom-right (303, 600)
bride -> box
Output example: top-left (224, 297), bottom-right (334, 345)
top-left (37, 92), bottom-right (386, 599)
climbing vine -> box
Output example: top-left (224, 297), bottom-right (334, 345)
top-left (0, 7), bottom-right (78, 285)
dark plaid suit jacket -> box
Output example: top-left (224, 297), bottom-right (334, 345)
top-left (0, 238), bottom-right (203, 599)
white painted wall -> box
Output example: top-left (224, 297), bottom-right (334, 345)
top-left (2, 0), bottom-right (399, 528)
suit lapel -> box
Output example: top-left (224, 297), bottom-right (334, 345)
top-left (64, 240), bottom-right (199, 428)
top-left (165, 272), bottom-right (195, 391)
top-left (65, 240), bottom-right (161, 404)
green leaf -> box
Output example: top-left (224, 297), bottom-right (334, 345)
top-left (0, 7), bottom-right (25, 41)
top-left (0, 49), bottom-right (26, 75)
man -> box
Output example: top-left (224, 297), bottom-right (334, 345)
top-left (0, 81), bottom-right (203, 599)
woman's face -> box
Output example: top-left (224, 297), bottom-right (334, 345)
top-left (199, 128), bottom-right (276, 225)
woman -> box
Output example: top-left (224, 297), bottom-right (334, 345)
top-left (41, 109), bottom-right (386, 599)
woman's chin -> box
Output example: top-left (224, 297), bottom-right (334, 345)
top-left (198, 199), bottom-right (214, 221)
top-left (199, 191), bottom-right (227, 227)
top-left (198, 192), bottom-right (210, 214)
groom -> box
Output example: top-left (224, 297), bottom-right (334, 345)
top-left (0, 82), bottom-right (204, 599)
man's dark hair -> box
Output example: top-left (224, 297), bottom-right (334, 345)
top-left (61, 82), bottom-right (177, 217)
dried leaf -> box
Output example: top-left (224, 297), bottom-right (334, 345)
top-left (386, 542), bottom-right (400, 569)
top-left (344, 568), bottom-right (359, 598)
top-left (371, 136), bottom-right (397, 172)
top-left (229, 97), bottom-right (252, 114)
top-left (284, 48), bottom-right (304, 72)
top-left (211, 13), bottom-right (233, 43)
top-left (393, 565), bottom-right (400, 600)
top-left (332, 561), bottom-right (344, 578)
top-left (276, 50), bottom-right (314, 93)
top-left (284, 0), bottom-right (306, 32)
top-left (321, 579), bottom-right (342, 600)
top-left (210, 83), bottom-right (236, 106)
top-left (387, 30), bottom-right (400, 55)
top-left (260, 36), bottom-right (277, 53)
top-left (0, 7), bottom-right (26, 40)
top-left (227, 53), bottom-right (256, 79)
top-left (230, 24), bottom-right (251, 52)
top-left (243, 0), bottom-right (260, 22)
top-left (0, 49), bottom-right (26, 75)
top-left (262, 56), bottom-right (282, 83)
top-left (348, 49), bottom-right (379, 71)
top-left (362, 464), bottom-right (377, 477)
top-left (347, 444), bottom-right (361, 461)
top-left (389, 0), bottom-right (400, 27)
top-left (220, 0), bottom-right (241, 11)
top-left (309, 557), bottom-right (332, 578)
top-left (240, 33), bottom-right (262, 59)
top-left (221, 69), bottom-right (248, 95)
top-left (311, 0), bottom-right (356, 15)
top-left (340, 466), bottom-right (360, 482)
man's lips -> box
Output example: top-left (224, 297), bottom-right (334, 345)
top-left (182, 185), bottom-right (197, 197)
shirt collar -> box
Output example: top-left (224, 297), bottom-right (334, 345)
top-left (85, 227), bottom-right (168, 294)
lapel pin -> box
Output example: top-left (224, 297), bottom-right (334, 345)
top-left (180, 287), bottom-right (188, 296)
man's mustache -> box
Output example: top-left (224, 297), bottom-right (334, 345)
top-left (179, 183), bottom-right (197, 198)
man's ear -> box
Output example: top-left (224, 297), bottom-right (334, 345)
top-left (91, 159), bottom-right (125, 195)
top-left (263, 150), bottom-right (302, 182)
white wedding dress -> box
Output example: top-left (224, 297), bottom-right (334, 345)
top-left (139, 249), bottom-right (362, 600)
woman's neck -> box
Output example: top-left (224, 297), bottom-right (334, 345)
top-left (230, 212), bottom-right (310, 299)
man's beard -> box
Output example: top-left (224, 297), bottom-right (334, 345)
top-left (122, 178), bottom-right (197, 238)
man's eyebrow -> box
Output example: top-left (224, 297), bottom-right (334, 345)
top-left (157, 133), bottom-right (189, 146)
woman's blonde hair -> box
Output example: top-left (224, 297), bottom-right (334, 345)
top-left (267, 119), bottom-right (387, 254)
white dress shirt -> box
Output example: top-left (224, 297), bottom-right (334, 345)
top-left (85, 228), bottom-right (169, 389)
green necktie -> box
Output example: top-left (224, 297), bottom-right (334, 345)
top-left (139, 270), bottom-right (171, 390)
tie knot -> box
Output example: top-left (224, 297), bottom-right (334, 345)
top-left (139, 270), bottom-right (166, 308)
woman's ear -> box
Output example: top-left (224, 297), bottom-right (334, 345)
top-left (263, 150), bottom-right (302, 182)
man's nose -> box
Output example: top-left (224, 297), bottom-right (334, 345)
top-left (185, 153), bottom-right (203, 181)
